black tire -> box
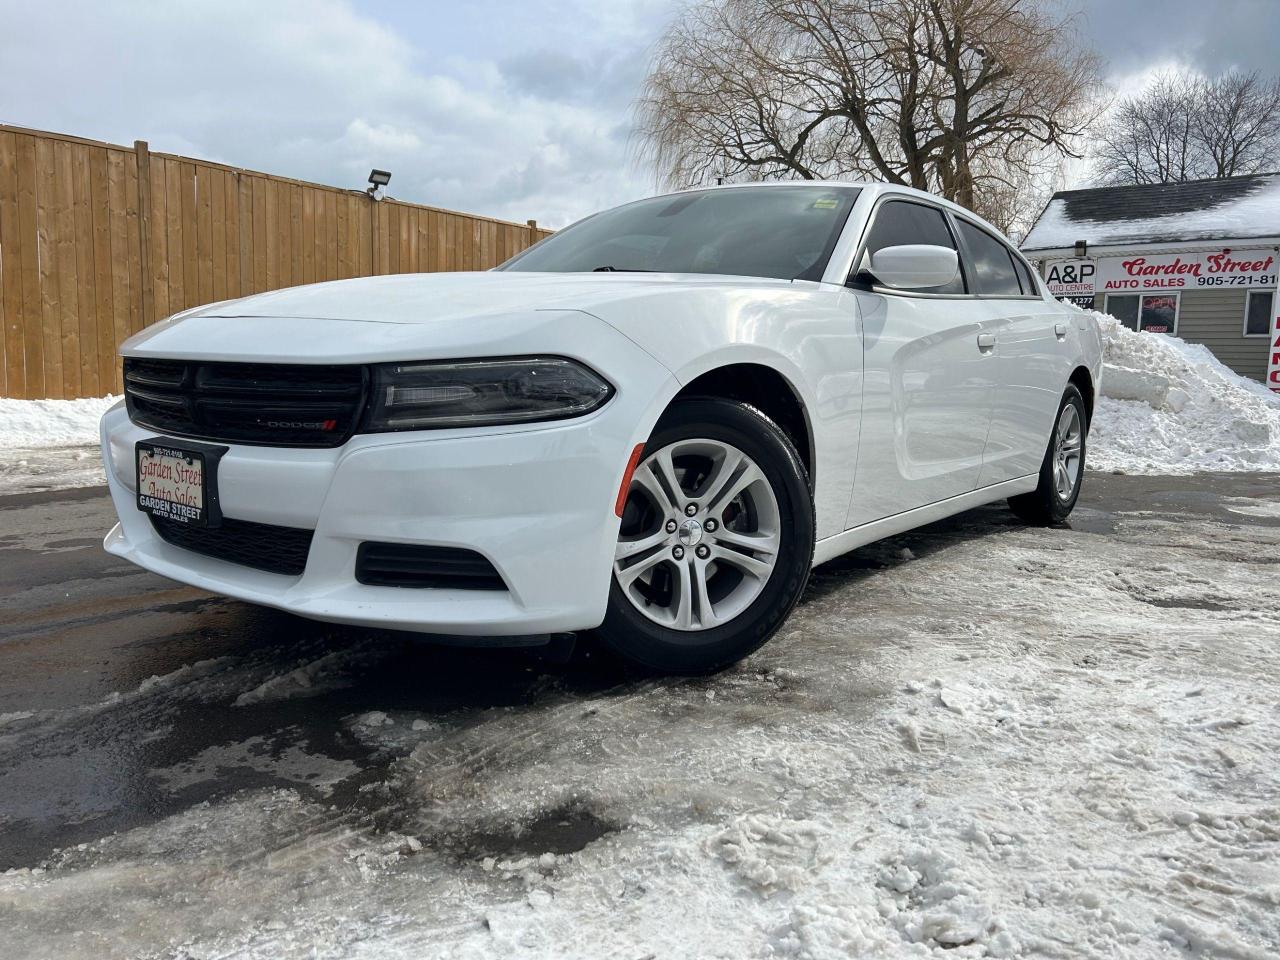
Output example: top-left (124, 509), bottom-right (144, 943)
top-left (1008, 383), bottom-right (1087, 526)
top-left (592, 399), bottom-right (814, 675)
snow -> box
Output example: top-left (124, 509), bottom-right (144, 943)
top-left (0, 395), bottom-right (119, 494)
top-left (4, 499), bottom-right (1279, 958)
top-left (1086, 309), bottom-right (1280, 474)
top-left (1022, 175), bottom-right (1280, 250)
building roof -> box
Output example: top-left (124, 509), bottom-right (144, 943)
top-left (1021, 173), bottom-right (1280, 252)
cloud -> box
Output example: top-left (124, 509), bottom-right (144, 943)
top-left (0, 0), bottom-right (669, 228)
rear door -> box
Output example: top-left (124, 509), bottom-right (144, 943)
top-left (845, 198), bottom-right (999, 529)
top-left (951, 218), bottom-right (1065, 485)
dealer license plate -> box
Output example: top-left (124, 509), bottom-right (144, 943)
top-left (136, 441), bottom-right (214, 526)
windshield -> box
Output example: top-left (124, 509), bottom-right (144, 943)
top-left (501, 185), bottom-right (860, 282)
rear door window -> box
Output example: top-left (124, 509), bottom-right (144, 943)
top-left (956, 220), bottom-right (1024, 297)
top-left (860, 200), bottom-right (965, 294)
top-left (1014, 256), bottom-right (1040, 296)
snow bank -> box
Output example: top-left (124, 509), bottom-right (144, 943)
top-left (0, 396), bottom-right (118, 494)
top-left (1086, 310), bottom-right (1280, 474)
top-left (0, 395), bottom-right (118, 449)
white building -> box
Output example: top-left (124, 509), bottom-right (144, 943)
top-left (1021, 173), bottom-right (1279, 391)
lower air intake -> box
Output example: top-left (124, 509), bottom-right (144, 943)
top-left (150, 514), bottom-right (314, 576)
top-left (356, 542), bottom-right (506, 590)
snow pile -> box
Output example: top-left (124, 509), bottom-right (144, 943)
top-left (0, 395), bottom-right (118, 449)
top-left (1088, 311), bottom-right (1280, 474)
top-left (0, 395), bottom-right (117, 494)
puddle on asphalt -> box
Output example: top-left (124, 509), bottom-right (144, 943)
top-left (453, 803), bottom-right (620, 858)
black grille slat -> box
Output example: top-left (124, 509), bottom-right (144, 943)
top-left (124, 358), bottom-right (367, 448)
top-left (150, 515), bottom-right (313, 576)
top-left (356, 542), bottom-right (506, 590)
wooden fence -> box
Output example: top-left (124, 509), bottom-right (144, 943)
top-left (0, 124), bottom-right (553, 400)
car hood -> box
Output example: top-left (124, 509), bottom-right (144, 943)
top-left (186, 271), bottom-right (796, 325)
top-left (119, 270), bottom-right (808, 366)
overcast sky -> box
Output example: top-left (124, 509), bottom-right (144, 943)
top-left (0, 0), bottom-right (1274, 228)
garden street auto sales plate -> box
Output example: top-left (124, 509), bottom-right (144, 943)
top-left (136, 440), bottom-right (224, 527)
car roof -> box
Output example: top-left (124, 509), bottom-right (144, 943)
top-left (659, 180), bottom-right (1010, 240)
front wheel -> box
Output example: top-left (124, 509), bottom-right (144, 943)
top-left (593, 399), bottom-right (814, 675)
top-left (1008, 383), bottom-right (1087, 525)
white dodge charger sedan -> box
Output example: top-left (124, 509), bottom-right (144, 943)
top-left (101, 182), bottom-right (1101, 673)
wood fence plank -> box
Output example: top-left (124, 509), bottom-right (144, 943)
top-left (324, 191), bottom-right (337, 279)
top-left (210, 168), bottom-right (227, 302)
top-left (133, 142), bottom-right (154, 328)
top-left (277, 181), bottom-right (291, 288)
top-left (53, 140), bottom-right (80, 398)
top-left (148, 158), bottom-right (169, 323)
top-left (72, 144), bottom-right (99, 397)
top-left (234, 174), bottom-right (249, 297)
top-left (163, 159), bottom-right (185, 315)
top-left (289, 183), bottom-right (303, 286)
top-left (359, 196), bottom-right (373, 276)
top-left (335, 193), bottom-right (349, 278)
top-left (253, 176), bottom-right (268, 293)
top-left (301, 187), bottom-right (315, 285)
top-left (196, 165), bottom-right (213, 305)
top-left (89, 147), bottom-right (115, 393)
top-left (0, 132), bottom-right (24, 397)
top-left (17, 135), bottom-right (44, 398)
top-left (123, 152), bottom-right (144, 337)
top-left (106, 150), bottom-right (133, 374)
top-left (180, 163), bottom-right (198, 310)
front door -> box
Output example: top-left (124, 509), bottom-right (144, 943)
top-left (844, 198), bottom-right (998, 529)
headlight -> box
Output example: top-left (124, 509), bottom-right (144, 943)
top-left (364, 356), bottom-right (614, 431)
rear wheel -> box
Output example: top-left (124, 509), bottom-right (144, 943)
top-left (594, 399), bottom-right (813, 675)
top-left (1008, 383), bottom-right (1087, 525)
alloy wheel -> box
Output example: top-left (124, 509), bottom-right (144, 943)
top-left (614, 439), bottom-right (781, 631)
top-left (1053, 404), bottom-right (1083, 501)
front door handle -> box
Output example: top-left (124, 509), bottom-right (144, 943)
top-left (976, 333), bottom-right (996, 350)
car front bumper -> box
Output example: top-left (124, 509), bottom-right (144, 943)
top-left (101, 356), bottom-right (676, 637)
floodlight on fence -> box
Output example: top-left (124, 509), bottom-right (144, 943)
top-left (367, 169), bottom-right (392, 198)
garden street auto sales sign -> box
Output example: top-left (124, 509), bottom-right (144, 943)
top-left (1046, 248), bottom-right (1278, 296)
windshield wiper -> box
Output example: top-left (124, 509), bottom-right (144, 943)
top-left (591, 265), bottom-right (655, 272)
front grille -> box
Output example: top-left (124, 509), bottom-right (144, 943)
top-left (124, 358), bottom-right (367, 448)
top-left (356, 542), bottom-right (506, 590)
top-left (150, 514), bottom-right (314, 576)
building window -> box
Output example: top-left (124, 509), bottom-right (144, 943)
top-left (1105, 293), bottom-right (1180, 335)
top-left (1245, 290), bottom-right (1274, 337)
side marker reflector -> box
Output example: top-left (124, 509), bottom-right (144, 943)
top-left (614, 443), bottom-right (646, 518)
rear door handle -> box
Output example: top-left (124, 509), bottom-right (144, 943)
top-left (1055, 322), bottom-right (1068, 338)
top-left (976, 333), bottom-right (996, 350)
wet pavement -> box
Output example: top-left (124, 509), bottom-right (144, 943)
top-left (1, 472), bottom-right (1277, 870)
top-left (4, 471), bottom-right (1280, 959)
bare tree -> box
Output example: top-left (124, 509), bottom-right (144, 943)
top-left (635, 0), bottom-right (1105, 226)
top-left (1196, 72), bottom-right (1280, 179)
top-left (1092, 70), bottom-right (1280, 185)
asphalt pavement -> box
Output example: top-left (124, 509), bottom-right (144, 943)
top-left (2, 472), bottom-right (1278, 870)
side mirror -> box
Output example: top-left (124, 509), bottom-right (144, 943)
top-left (863, 244), bottom-right (959, 290)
